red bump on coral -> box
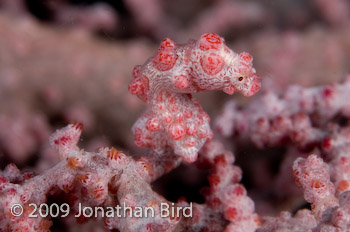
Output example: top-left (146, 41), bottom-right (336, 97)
top-left (146, 118), bottom-right (161, 131)
top-left (169, 123), bottom-right (186, 140)
top-left (239, 52), bottom-right (253, 63)
top-left (159, 38), bottom-right (177, 50)
top-left (132, 65), bottom-right (141, 78)
top-left (174, 75), bottom-right (190, 89)
top-left (152, 51), bottom-right (178, 71)
top-left (199, 33), bottom-right (224, 51)
top-left (200, 52), bottom-right (225, 75)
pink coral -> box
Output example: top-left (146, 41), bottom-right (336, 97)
top-left (198, 140), bottom-right (261, 232)
top-left (215, 77), bottom-right (350, 149)
top-left (257, 210), bottom-right (317, 232)
top-left (129, 33), bottom-right (261, 162)
top-left (1, 123), bottom-right (182, 232)
top-left (0, 123), bottom-right (261, 232)
top-left (323, 126), bottom-right (350, 195)
top-left (293, 154), bottom-right (338, 220)
top-left (1, 5), bottom-right (350, 230)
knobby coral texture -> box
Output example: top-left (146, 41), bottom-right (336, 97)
top-left (0, 126), bottom-right (261, 232)
top-left (0, 3), bottom-right (350, 231)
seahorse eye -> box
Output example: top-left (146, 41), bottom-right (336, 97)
top-left (238, 76), bottom-right (244, 81)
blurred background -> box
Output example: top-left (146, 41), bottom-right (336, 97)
top-left (0, 0), bottom-right (349, 225)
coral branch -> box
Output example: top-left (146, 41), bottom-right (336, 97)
top-left (199, 141), bottom-right (261, 232)
top-left (215, 77), bottom-right (350, 149)
top-left (293, 154), bottom-right (338, 221)
top-left (0, 124), bottom-right (182, 232)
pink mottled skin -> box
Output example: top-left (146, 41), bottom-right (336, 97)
top-left (129, 33), bottom-right (261, 162)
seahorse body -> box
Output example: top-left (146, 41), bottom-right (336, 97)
top-left (129, 33), bottom-right (261, 162)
